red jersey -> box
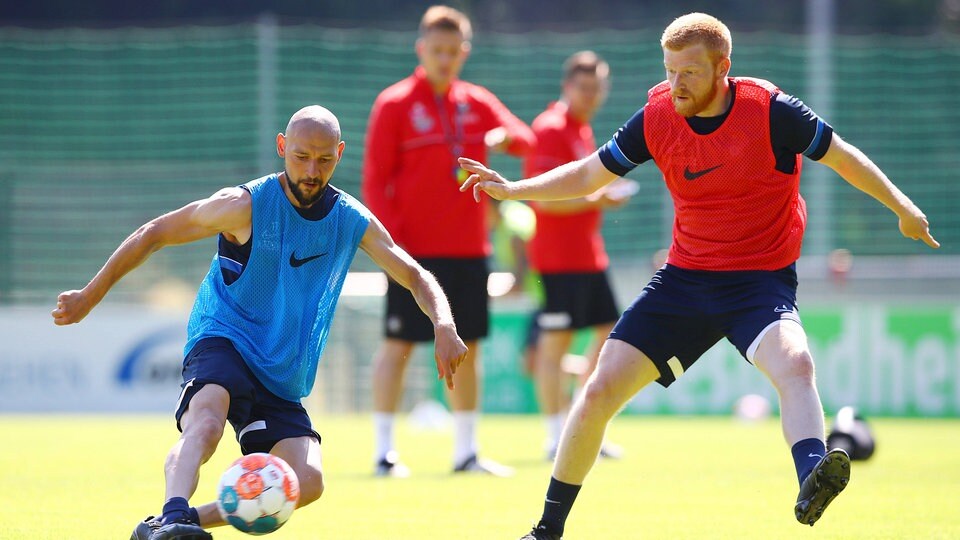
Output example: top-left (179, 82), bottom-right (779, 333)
top-left (523, 101), bottom-right (607, 273)
top-left (644, 77), bottom-right (805, 271)
top-left (362, 67), bottom-right (534, 258)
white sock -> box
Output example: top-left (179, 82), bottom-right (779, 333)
top-left (547, 413), bottom-right (565, 450)
top-left (373, 412), bottom-right (395, 461)
top-left (452, 411), bottom-right (479, 465)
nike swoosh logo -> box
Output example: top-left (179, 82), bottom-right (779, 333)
top-left (545, 498), bottom-right (562, 505)
top-left (289, 252), bottom-right (327, 267)
top-left (683, 164), bottom-right (722, 181)
top-left (774, 305), bottom-right (794, 313)
top-left (808, 453), bottom-right (823, 459)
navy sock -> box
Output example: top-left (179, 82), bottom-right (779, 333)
top-left (160, 497), bottom-right (190, 525)
top-left (188, 507), bottom-right (201, 526)
top-left (791, 438), bottom-right (827, 485)
top-left (539, 477), bottom-right (581, 536)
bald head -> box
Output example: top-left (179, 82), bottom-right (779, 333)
top-left (277, 105), bottom-right (345, 208)
top-left (285, 105), bottom-right (341, 141)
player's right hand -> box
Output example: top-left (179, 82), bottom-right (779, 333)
top-left (51, 289), bottom-right (94, 325)
top-left (433, 323), bottom-right (468, 390)
top-left (898, 209), bottom-right (939, 249)
top-left (458, 157), bottom-right (512, 202)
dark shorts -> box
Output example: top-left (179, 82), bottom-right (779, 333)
top-left (610, 264), bottom-right (802, 388)
top-left (385, 257), bottom-right (489, 342)
top-left (176, 337), bottom-right (321, 455)
top-left (537, 271), bottom-right (620, 331)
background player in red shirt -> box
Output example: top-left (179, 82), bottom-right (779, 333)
top-left (460, 12), bottom-right (938, 539)
top-left (524, 51), bottom-right (635, 461)
top-left (362, 5), bottom-right (534, 477)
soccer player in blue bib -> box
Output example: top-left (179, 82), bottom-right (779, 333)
top-left (52, 105), bottom-right (468, 540)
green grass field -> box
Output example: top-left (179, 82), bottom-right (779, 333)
top-left (2, 414), bottom-right (958, 539)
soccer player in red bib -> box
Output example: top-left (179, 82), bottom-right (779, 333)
top-left (524, 51), bottom-right (634, 461)
top-left (459, 12), bottom-right (938, 539)
top-left (362, 5), bottom-right (534, 477)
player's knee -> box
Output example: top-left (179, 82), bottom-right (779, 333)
top-left (296, 468), bottom-right (325, 507)
top-left (184, 414), bottom-right (226, 447)
top-left (579, 377), bottom-right (621, 415)
top-left (782, 349), bottom-right (816, 383)
top-left (373, 349), bottom-right (412, 373)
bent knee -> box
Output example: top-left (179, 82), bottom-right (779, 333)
top-left (184, 415), bottom-right (225, 445)
top-left (777, 350), bottom-right (816, 382)
top-left (580, 377), bottom-right (622, 413)
top-left (296, 469), bottom-right (325, 507)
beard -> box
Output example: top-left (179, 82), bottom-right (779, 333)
top-left (672, 82), bottom-right (719, 118)
top-left (284, 170), bottom-right (328, 207)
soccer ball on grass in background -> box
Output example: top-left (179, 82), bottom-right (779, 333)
top-left (217, 453), bottom-right (300, 535)
top-left (732, 393), bottom-right (772, 422)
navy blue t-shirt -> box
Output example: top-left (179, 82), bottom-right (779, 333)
top-left (599, 81), bottom-right (834, 176)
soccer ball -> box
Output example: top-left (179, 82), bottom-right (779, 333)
top-left (733, 393), bottom-right (772, 422)
top-left (216, 453), bottom-right (300, 535)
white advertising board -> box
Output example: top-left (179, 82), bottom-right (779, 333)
top-left (0, 306), bottom-right (188, 412)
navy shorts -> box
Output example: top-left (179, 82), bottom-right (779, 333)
top-left (385, 257), bottom-right (489, 342)
top-left (176, 337), bottom-right (321, 455)
top-left (537, 271), bottom-right (620, 331)
top-left (610, 264), bottom-right (802, 387)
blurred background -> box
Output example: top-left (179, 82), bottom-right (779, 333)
top-left (2, 0), bottom-right (958, 418)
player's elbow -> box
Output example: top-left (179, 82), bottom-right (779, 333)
top-left (137, 221), bottom-right (174, 253)
top-left (406, 269), bottom-right (432, 299)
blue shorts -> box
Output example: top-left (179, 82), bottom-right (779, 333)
top-left (610, 264), bottom-right (802, 387)
top-left (175, 337), bottom-right (320, 455)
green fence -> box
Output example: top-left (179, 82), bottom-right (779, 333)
top-left (1, 24), bottom-right (958, 303)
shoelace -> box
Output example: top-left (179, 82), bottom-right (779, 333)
top-left (532, 524), bottom-right (560, 539)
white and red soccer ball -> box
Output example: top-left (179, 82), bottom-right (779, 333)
top-left (216, 453), bottom-right (300, 535)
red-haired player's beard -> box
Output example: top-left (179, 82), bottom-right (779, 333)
top-left (284, 170), bottom-right (328, 208)
top-left (672, 82), bottom-right (719, 118)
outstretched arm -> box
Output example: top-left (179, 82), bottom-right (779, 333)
top-left (359, 216), bottom-right (468, 390)
top-left (52, 187), bottom-right (252, 325)
top-left (458, 151), bottom-right (620, 203)
top-left (817, 133), bottom-right (938, 248)
top-left (534, 179), bottom-right (638, 214)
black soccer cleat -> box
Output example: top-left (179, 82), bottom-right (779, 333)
top-left (598, 441), bottom-right (624, 460)
top-left (147, 518), bottom-right (212, 540)
top-left (453, 454), bottom-right (514, 477)
top-left (374, 450), bottom-right (410, 478)
top-left (520, 523), bottom-right (562, 540)
top-left (794, 448), bottom-right (851, 526)
top-left (130, 515), bottom-right (162, 540)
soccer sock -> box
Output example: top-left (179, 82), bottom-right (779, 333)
top-left (539, 476), bottom-right (581, 535)
top-left (547, 413), bottom-right (565, 451)
top-left (160, 496), bottom-right (190, 525)
top-left (373, 412), bottom-right (395, 461)
top-left (791, 437), bottom-right (828, 485)
top-left (187, 507), bottom-right (201, 526)
top-left (452, 411), bottom-right (479, 465)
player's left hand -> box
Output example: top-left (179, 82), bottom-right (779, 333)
top-left (433, 323), bottom-right (468, 390)
top-left (458, 157), bottom-right (512, 202)
top-left (899, 210), bottom-right (939, 249)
